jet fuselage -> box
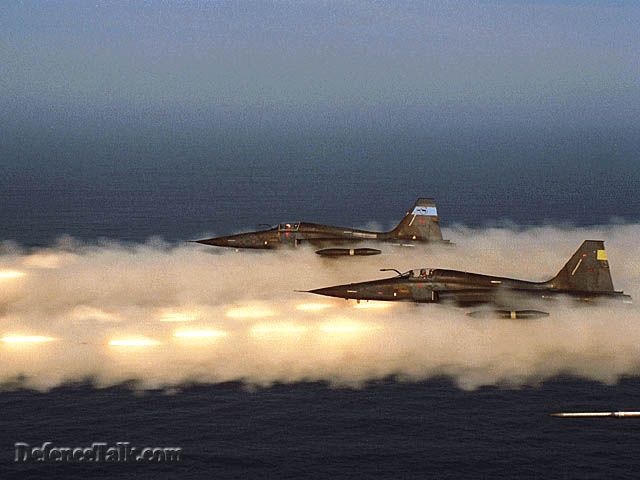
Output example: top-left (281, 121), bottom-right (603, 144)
top-left (196, 222), bottom-right (438, 249)
top-left (307, 268), bottom-right (631, 307)
top-left (193, 198), bottom-right (449, 252)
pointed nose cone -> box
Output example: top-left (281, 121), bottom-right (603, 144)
top-left (308, 285), bottom-right (356, 300)
top-left (192, 236), bottom-right (231, 247)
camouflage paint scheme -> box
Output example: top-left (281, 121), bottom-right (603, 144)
top-left (304, 240), bottom-right (631, 317)
top-left (193, 198), bottom-right (449, 250)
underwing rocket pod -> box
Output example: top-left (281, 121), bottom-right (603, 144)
top-left (315, 248), bottom-right (381, 257)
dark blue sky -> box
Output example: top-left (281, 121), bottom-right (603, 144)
top-left (1, 1), bottom-right (639, 242)
top-left (3, 1), bottom-right (638, 136)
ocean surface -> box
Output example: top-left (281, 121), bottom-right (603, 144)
top-left (2, 126), bottom-right (640, 246)
top-left (3, 378), bottom-right (640, 479)
top-left (2, 130), bottom-right (640, 478)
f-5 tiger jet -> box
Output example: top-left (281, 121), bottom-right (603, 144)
top-left (193, 198), bottom-right (450, 256)
top-left (303, 240), bottom-right (631, 317)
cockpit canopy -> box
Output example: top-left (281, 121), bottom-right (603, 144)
top-left (277, 223), bottom-right (300, 232)
top-left (405, 268), bottom-right (435, 279)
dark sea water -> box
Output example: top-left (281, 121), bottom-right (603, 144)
top-left (2, 126), bottom-right (640, 245)
top-left (2, 127), bottom-right (640, 479)
top-left (2, 379), bottom-right (640, 479)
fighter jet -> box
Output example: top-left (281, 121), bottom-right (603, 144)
top-left (303, 240), bottom-right (631, 318)
top-left (193, 198), bottom-right (449, 256)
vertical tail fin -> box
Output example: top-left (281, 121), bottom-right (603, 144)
top-left (390, 198), bottom-right (443, 242)
top-left (549, 240), bottom-right (615, 292)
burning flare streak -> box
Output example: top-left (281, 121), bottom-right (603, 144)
top-left (0, 270), bottom-right (26, 280)
top-left (1, 335), bottom-right (55, 344)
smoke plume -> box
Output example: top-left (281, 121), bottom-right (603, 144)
top-left (0, 225), bottom-right (638, 391)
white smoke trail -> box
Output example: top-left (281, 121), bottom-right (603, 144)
top-left (0, 225), bottom-right (639, 391)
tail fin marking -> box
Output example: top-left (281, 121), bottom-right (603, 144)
top-left (549, 240), bottom-right (615, 293)
top-left (391, 198), bottom-right (443, 242)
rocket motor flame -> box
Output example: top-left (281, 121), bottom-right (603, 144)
top-left (0, 270), bottom-right (26, 280)
top-left (1, 335), bottom-right (56, 344)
